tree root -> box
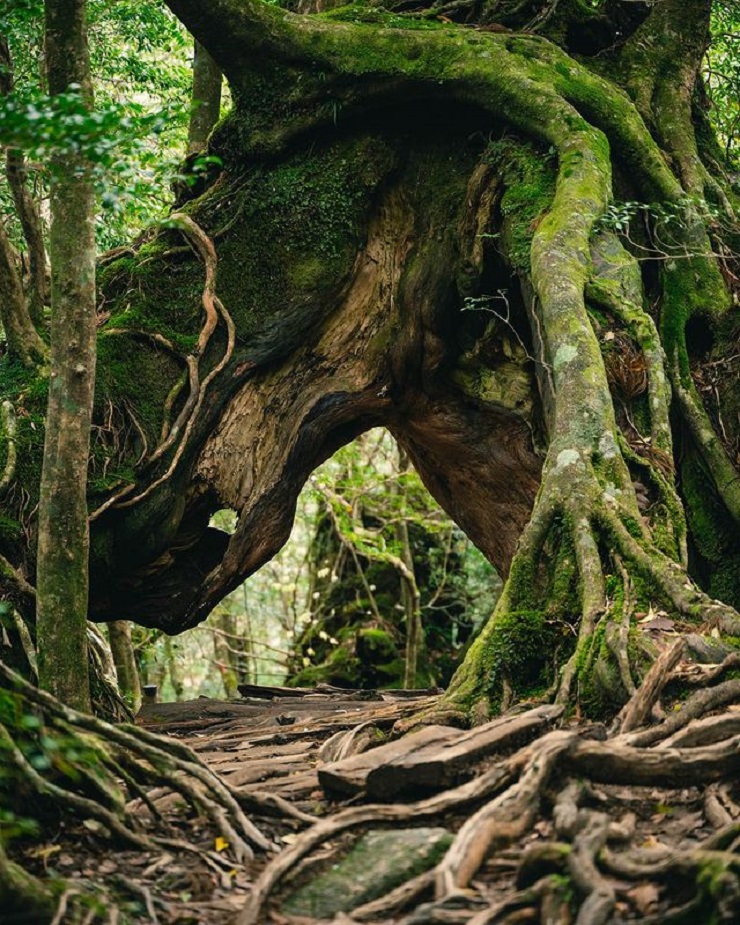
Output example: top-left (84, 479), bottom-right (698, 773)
top-left (238, 664), bottom-right (740, 925)
top-left (616, 637), bottom-right (685, 734)
top-left (90, 215), bottom-right (235, 521)
top-left (0, 661), bottom-right (274, 875)
top-left (436, 447), bottom-right (740, 725)
top-left (237, 749), bottom-right (529, 925)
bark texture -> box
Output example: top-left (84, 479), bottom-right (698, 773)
top-left (108, 620), bottom-right (142, 711)
top-left (187, 40), bottom-right (223, 154)
top-left (0, 0), bottom-right (739, 721)
top-left (35, 0), bottom-right (96, 710)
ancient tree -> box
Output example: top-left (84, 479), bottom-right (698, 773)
top-left (1, 0), bottom-right (739, 721)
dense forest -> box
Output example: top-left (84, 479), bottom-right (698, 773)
top-left (2, 0), bottom-right (740, 922)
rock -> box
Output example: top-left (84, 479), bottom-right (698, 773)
top-left (684, 633), bottom-right (736, 664)
top-left (281, 827), bottom-right (453, 919)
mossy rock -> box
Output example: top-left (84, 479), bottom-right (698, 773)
top-left (281, 826), bottom-right (453, 919)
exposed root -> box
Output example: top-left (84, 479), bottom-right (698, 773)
top-left (351, 870), bottom-right (434, 922)
top-left (616, 638), bottom-right (685, 734)
top-left (622, 678), bottom-right (740, 748)
top-left (434, 730), bottom-right (577, 897)
top-left (89, 215), bottom-right (235, 521)
top-left (673, 375), bottom-right (740, 528)
top-left (0, 661), bottom-right (273, 869)
top-left (236, 750), bottom-right (528, 925)
top-left (236, 665), bottom-right (740, 925)
top-left (567, 811), bottom-right (614, 925)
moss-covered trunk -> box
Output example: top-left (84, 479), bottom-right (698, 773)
top-left (35, 0), bottom-right (97, 712)
top-left (1, 0), bottom-right (739, 722)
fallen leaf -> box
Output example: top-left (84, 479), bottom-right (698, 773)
top-left (628, 882), bottom-right (660, 915)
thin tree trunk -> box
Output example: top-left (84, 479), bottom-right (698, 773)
top-left (0, 221), bottom-right (46, 367)
top-left (109, 621), bottom-right (142, 712)
top-left (396, 448), bottom-right (423, 689)
top-left (242, 585), bottom-right (256, 684)
top-left (0, 38), bottom-right (48, 330)
top-left (213, 612), bottom-right (238, 699)
top-left (187, 40), bottom-right (222, 154)
top-left (221, 609), bottom-right (251, 686)
top-left (163, 635), bottom-right (184, 701)
top-left (36, 0), bottom-right (96, 711)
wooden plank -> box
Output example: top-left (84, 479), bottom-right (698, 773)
top-left (365, 704), bottom-right (563, 800)
top-left (318, 725), bottom-right (459, 798)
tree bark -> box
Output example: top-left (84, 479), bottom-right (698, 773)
top-left (164, 635), bottom-right (185, 701)
top-left (0, 220), bottom-right (47, 367)
top-left (396, 448), bottom-right (423, 690)
top-left (187, 40), bottom-right (222, 154)
top-left (36, 0), bottom-right (96, 711)
top-left (0, 0), bottom-right (738, 722)
top-left (211, 610), bottom-right (239, 698)
top-left (0, 37), bottom-right (48, 331)
top-left (108, 620), bottom-right (142, 711)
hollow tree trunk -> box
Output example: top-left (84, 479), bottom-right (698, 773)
top-left (1, 0), bottom-right (739, 723)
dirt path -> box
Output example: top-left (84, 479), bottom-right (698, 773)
top-left (18, 679), bottom-right (740, 924)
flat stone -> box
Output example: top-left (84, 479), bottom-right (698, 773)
top-left (281, 826), bottom-right (453, 919)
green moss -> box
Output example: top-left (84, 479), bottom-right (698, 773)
top-left (487, 609), bottom-right (553, 690)
top-left (660, 249), bottom-right (730, 385)
top-left (547, 526), bottom-right (578, 617)
top-left (95, 336), bottom-right (183, 449)
top-left (681, 451), bottom-right (740, 608)
top-left (575, 618), bottom-right (613, 719)
top-left (487, 138), bottom-right (557, 274)
top-left (319, 4), bottom-right (446, 31)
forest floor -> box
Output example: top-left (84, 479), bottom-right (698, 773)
top-left (16, 674), bottom-right (740, 925)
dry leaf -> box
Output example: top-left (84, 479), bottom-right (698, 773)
top-left (627, 882), bottom-right (660, 915)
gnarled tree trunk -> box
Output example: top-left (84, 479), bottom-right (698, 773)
top-left (1, 0), bottom-right (739, 722)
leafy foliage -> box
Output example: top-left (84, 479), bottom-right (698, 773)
top-left (1, 0), bottom-right (192, 249)
top-left (706, 0), bottom-right (740, 172)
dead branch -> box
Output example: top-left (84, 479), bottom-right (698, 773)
top-left (616, 637), bottom-right (686, 733)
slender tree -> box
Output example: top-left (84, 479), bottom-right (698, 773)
top-left (108, 620), bottom-right (142, 711)
top-left (187, 40), bottom-right (222, 154)
top-left (0, 38), bottom-right (48, 367)
top-left (35, 0), bottom-right (96, 710)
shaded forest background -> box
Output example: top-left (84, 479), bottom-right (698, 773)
top-left (3, 2), bottom-right (740, 923)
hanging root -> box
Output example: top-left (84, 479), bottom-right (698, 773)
top-left (89, 215), bottom-right (235, 521)
top-left (0, 660), bottom-right (275, 879)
